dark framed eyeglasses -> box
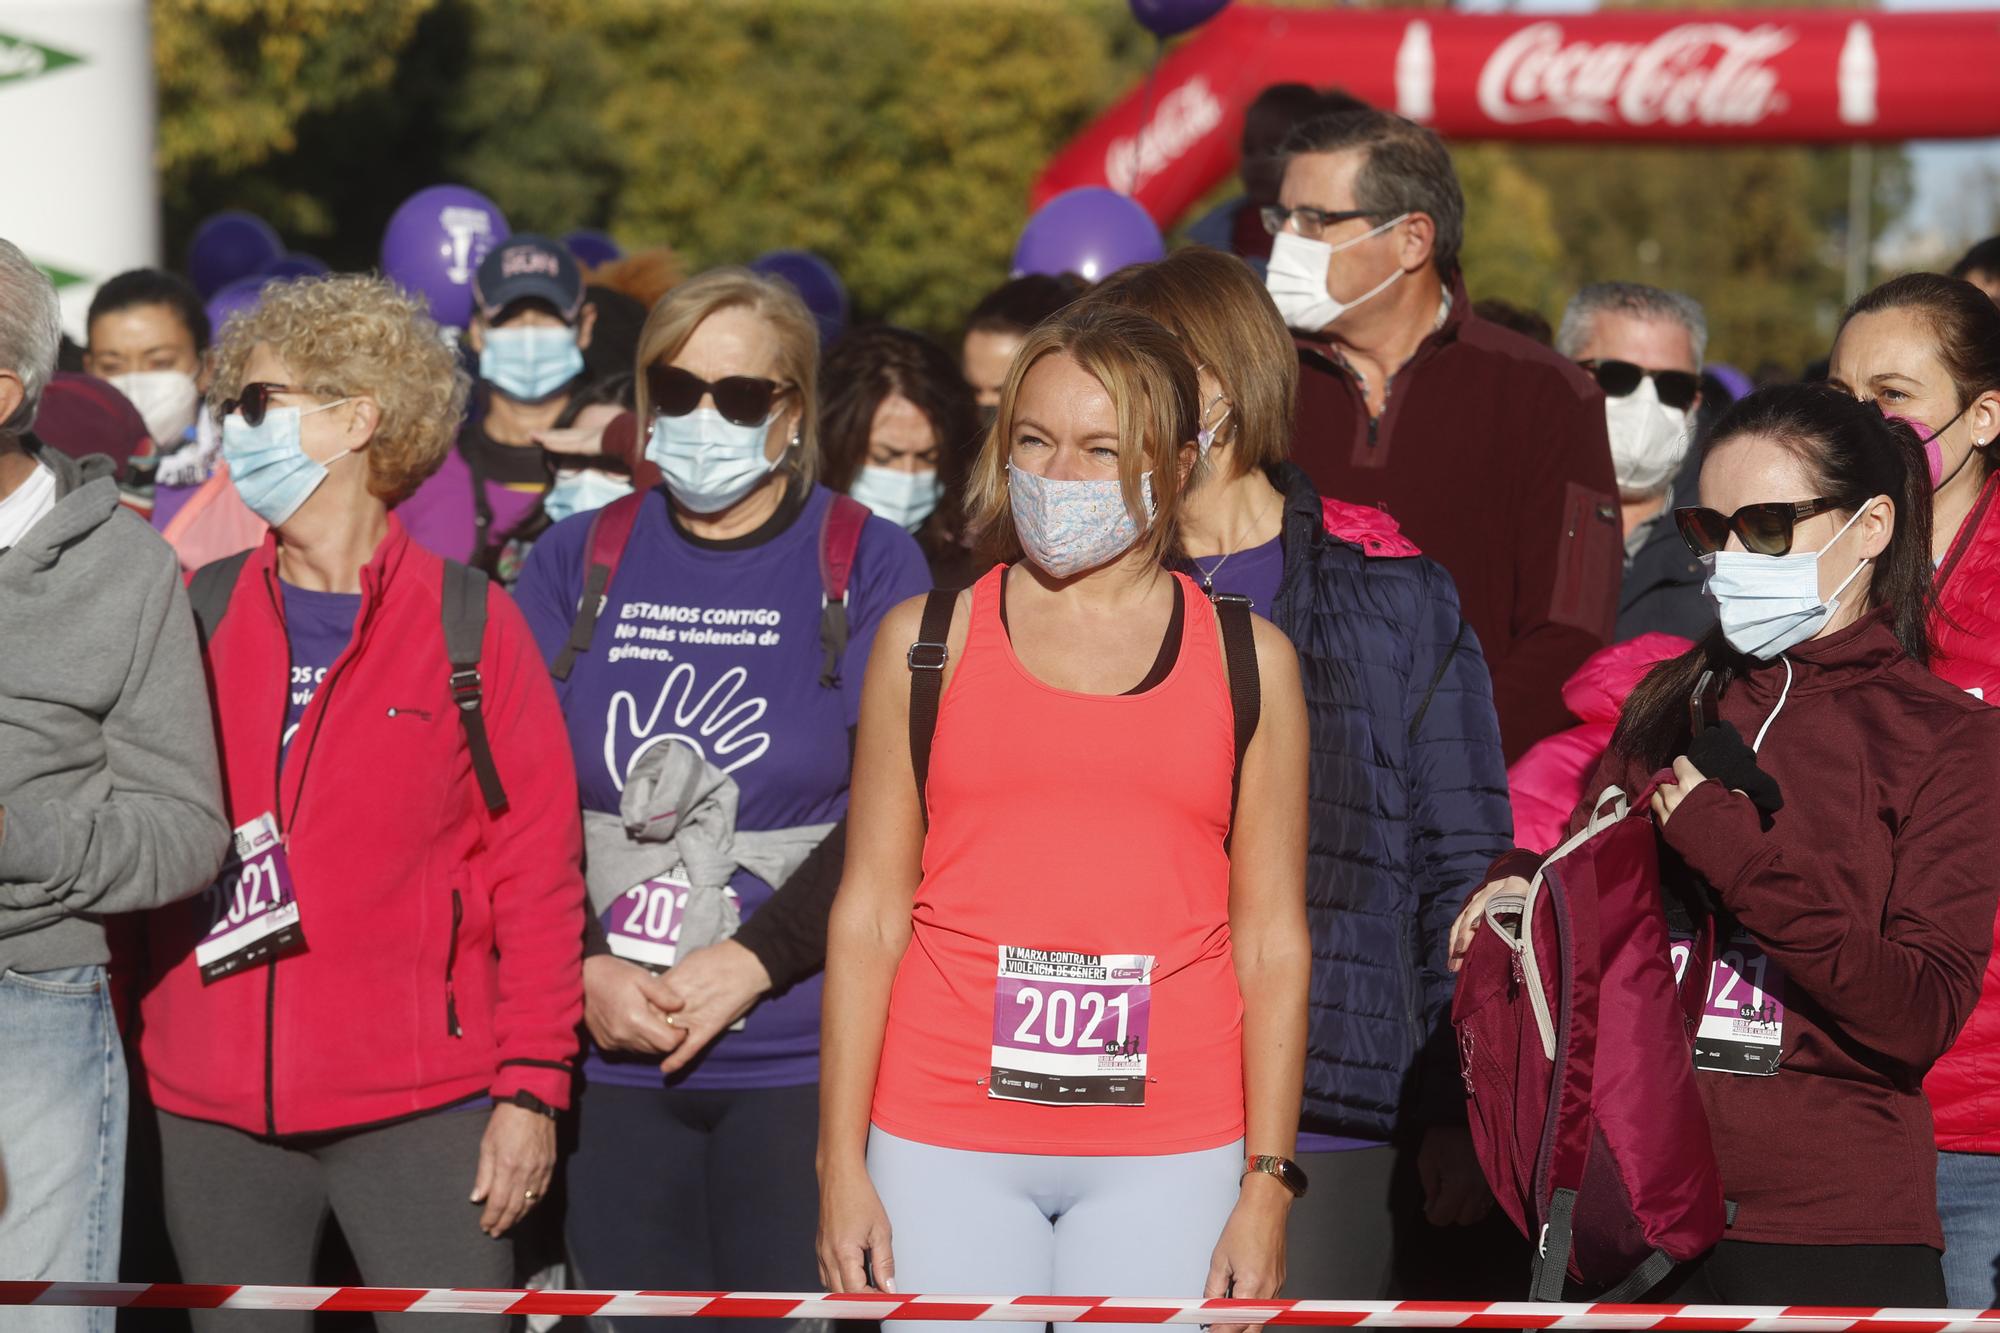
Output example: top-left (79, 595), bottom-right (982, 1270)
top-left (218, 382), bottom-right (319, 428)
top-left (1259, 204), bottom-right (1386, 241)
top-left (646, 365), bottom-right (790, 429)
top-left (1675, 498), bottom-right (1843, 557)
top-left (1579, 359), bottom-right (1702, 413)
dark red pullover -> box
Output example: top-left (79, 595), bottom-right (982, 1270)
top-left (1576, 610), bottom-right (2000, 1248)
top-left (1291, 274), bottom-right (1621, 761)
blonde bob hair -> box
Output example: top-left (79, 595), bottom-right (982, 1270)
top-left (1090, 246), bottom-right (1298, 482)
top-left (634, 267), bottom-right (820, 489)
top-left (964, 302), bottom-right (1199, 568)
top-left (209, 273), bottom-right (469, 506)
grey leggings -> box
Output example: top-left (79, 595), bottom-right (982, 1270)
top-left (156, 1106), bottom-right (511, 1333)
top-left (865, 1127), bottom-right (1244, 1333)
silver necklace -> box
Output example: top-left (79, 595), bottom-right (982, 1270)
top-left (1193, 493), bottom-right (1280, 594)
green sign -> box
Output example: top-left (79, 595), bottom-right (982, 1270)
top-left (0, 29), bottom-right (84, 87)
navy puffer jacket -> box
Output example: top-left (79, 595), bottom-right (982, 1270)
top-left (1264, 464), bottom-right (1513, 1139)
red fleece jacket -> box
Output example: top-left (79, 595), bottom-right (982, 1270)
top-left (1291, 274), bottom-right (1621, 761)
top-left (140, 519), bottom-right (584, 1136)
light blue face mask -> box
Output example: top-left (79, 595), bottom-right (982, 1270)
top-left (849, 464), bottom-right (943, 532)
top-left (221, 400), bottom-right (351, 527)
top-left (543, 468), bottom-right (635, 525)
top-left (480, 325), bottom-right (584, 402)
top-left (645, 407), bottom-right (783, 514)
top-left (1699, 505), bottom-right (1871, 661)
top-left (1007, 463), bottom-right (1154, 579)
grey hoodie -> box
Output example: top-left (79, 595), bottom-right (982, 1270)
top-left (0, 439), bottom-right (228, 972)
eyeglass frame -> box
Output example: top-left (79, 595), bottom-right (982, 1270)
top-left (1577, 359), bottom-right (1703, 413)
top-left (644, 364), bottom-right (793, 430)
top-left (217, 382), bottom-right (341, 428)
top-left (1258, 204), bottom-right (1393, 242)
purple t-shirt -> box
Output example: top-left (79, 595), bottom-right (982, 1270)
top-left (279, 582), bottom-right (360, 759)
top-left (1179, 533), bottom-right (1285, 617)
top-left (515, 483), bottom-right (931, 1090)
top-left (396, 447), bottom-right (544, 569)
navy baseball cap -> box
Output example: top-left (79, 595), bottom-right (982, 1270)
top-left (473, 234), bottom-right (584, 321)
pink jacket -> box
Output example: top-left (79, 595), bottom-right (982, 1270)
top-left (1506, 632), bottom-right (1694, 855)
top-left (140, 519), bottom-right (584, 1135)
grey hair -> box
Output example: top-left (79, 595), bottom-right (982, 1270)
top-left (0, 238), bottom-right (61, 438)
top-left (1280, 109), bottom-right (1465, 278)
top-left (1556, 281), bottom-right (1708, 369)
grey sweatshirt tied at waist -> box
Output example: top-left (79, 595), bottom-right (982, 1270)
top-left (583, 740), bottom-right (832, 956)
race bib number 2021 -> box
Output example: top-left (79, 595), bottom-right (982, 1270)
top-left (195, 812), bottom-right (306, 984)
top-left (988, 946), bottom-right (1152, 1108)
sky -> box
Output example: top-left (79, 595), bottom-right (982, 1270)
top-left (1450, 0), bottom-right (2000, 263)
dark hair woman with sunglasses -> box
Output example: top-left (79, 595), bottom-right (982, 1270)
top-left (1450, 384), bottom-right (2000, 1305)
top-left (139, 275), bottom-right (586, 1328)
top-left (513, 268), bottom-right (930, 1330)
top-left (1827, 273), bottom-right (2000, 1308)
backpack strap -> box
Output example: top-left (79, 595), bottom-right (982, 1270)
top-left (1212, 592), bottom-right (1261, 810)
top-left (442, 560), bottom-right (507, 814)
top-left (188, 549), bottom-right (254, 645)
top-left (551, 490), bottom-right (644, 681)
top-left (817, 493), bottom-right (870, 689)
top-left (906, 588), bottom-right (956, 817)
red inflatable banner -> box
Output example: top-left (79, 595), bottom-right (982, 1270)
top-left (1033, 7), bottom-right (2000, 226)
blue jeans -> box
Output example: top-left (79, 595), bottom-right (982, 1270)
top-left (1941, 1149), bottom-right (2000, 1308)
top-left (0, 965), bottom-right (128, 1333)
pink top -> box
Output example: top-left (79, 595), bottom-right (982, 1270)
top-left (872, 566), bottom-right (1245, 1155)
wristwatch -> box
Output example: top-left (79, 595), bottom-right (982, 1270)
top-left (1244, 1154), bottom-right (1309, 1198)
top-left (507, 1090), bottom-right (559, 1121)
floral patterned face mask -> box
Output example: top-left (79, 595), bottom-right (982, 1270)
top-left (1007, 463), bottom-right (1155, 579)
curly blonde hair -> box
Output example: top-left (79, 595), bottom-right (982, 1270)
top-left (209, 273), bottom-right (470, 506)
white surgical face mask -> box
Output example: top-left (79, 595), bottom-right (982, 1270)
top-left (543, 468), bottom-right (634, 525)
top-left (110, 370), bottom-right (200, 448)
top-left (1604, 376), bottom-right (1691, 496)
top-left (1007, 463), bottom-right (1154, 580)
top-left (1699, 506), bottom-right (1871, 661)
top-left (1264, 213), bottom-right (1410, 332)
top-left (849, 464), bottom-right (943, 532)
top-left (645, 407), bottom-right (782, 514)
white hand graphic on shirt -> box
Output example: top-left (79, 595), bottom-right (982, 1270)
top-left (605, 663), bottom-right (772, 788)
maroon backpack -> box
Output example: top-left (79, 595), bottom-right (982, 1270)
top-left (1452, 781), bottom-right (1728, 1301)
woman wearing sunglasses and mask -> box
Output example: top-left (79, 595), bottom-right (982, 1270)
top-left (138, 275), bottom-right (586, 1329)
top-left (1450, 384), bottom-right (2000, 1304)
top-left (513, 269), bottom-right (930, 1329)
top-left (1827, 274), bottom-right (2000, 1308)
top-left (817, 302), bottom-right (1310, 1333)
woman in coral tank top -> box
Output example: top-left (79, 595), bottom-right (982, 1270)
top-left (816, 303), bottom-right (1311, 1333)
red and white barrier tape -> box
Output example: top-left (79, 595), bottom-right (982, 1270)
top-left (5, 1284), bottom-right (2000, 1328)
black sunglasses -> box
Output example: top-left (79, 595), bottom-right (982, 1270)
top-left (1579, 359), bottom-right (1702, 413)
top-left (219, 382), bottom-right (318, 428)
top-left (646, 365), bottom-right (789, 429)
top-left (1675, 498), bottom-right (1843, 557)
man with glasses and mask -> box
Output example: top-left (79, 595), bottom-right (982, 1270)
top-left (401, 234), bottom-right (597, 583)
top-left (1269, 108), bottom-right (1620, 763)
top-left (1557, 282), bottom-right (1716, 642)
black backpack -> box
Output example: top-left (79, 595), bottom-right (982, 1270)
top-left (187, 551), bottom-right (508, 813)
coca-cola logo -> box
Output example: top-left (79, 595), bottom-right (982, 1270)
top-left (1105, 75), bottom-right (1224, 194)
top-left (1477, 21), bottom-right (1795, 127)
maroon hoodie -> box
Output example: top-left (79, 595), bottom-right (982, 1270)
top-left (1578, 610), bottom-right (2000, 1248)
top-left (1291, 274), bottom-right (1620, 761)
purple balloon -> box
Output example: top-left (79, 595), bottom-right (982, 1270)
top-left (204, 275), bottom-right (269, 336)
top-left (1011, 188), bottom-right (1165, 284)
top-left (186, 211), bottom-right (284, 299)
top-left (564, 229), bottom-right (622, 269)
top-left (379, 185), bottom-right (511, 328)
top-left (1129, 0), bottom-right (1230, 38)
top-left (749, 250), bottom-right (850, 342)
top-left (1707, 362), bottom-right (1754, 403)
top-left (259, 252), bottom-right (329, 281)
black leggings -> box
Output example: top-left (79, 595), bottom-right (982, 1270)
top-left (565, 1081), bottom-right (821, 1333)
top-left (1659, 1239), bottom-right (1947, 1305)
